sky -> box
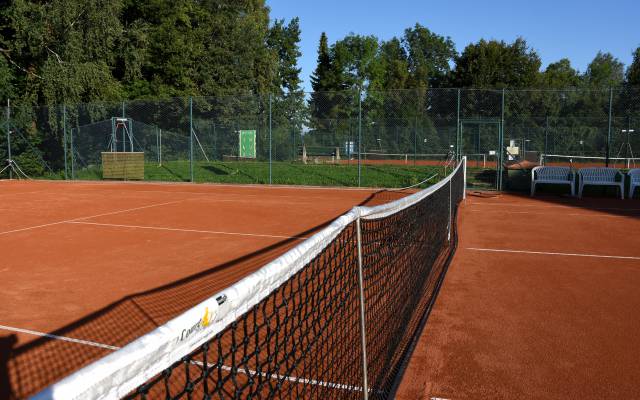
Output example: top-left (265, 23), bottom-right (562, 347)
top-left (267, 0), bottom-right (639, 91)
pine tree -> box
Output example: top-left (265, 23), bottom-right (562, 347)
top-left (310, 33), bottom-right (332, 93)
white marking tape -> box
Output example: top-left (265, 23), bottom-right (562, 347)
top-left (0, 200), bottom-right (185, 236)
top-left (67, 221), bottom-right (309, 240)
top-left (0, 324), bottom-right (118, 350)
top-left (467, 247), bottom-right (640, 260)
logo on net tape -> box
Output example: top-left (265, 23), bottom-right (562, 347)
top-left (175, 294), bottom-right (227, 344)
top-left (176, 306), bottom-right (216, 343)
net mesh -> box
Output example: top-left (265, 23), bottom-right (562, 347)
top-left (35, 159), bottom-right (466, 400)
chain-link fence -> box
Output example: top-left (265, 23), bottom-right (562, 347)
top-left (2, 88), bottom-right (639, 189)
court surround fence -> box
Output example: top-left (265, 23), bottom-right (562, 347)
top-left (2, 87), bottom-right (639, 189)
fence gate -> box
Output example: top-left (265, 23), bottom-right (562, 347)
top-left (458, 119), bottom-right (503, 190)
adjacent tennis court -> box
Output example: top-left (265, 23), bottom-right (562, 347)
top-left (396, 192), bottom-right (640, 399)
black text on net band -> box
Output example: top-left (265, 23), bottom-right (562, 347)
top-left (33, 158), bottom-right (466, 400)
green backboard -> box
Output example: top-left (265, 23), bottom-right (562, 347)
top-left (239, 130), bottom-right (256, 158)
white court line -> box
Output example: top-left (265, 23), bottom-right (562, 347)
top-left (67, 221), bottom-right (310, 240)
top-left (467, 247), bottom-right (640, 260)
top-left (468, 209), bottom-right (638, 218)
top-left (468, 202), bottom-right (640, 212)
top-left (0, 324), bottom-right (119, 350)
top-left (0, 200), bottom-right (185, 237)
top-left (1, 324), bottom-right (361, 392)
top-left (22, 179), bottom-right (380, 191)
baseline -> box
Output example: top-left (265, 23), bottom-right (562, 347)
top-left (466, 247), bottom-right (640, 261)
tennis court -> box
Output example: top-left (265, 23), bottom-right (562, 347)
top-left (396, 192), bottom-right (640, 399)
top-left (5, 158), bottom-right (637, 400)
top-left (0, 180), bottom-right (386, 398)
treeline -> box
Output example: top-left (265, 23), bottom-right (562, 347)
top-left (305, 25), bottom-right (640, 157)
top-left (310, 24), bottom-right (640, 93)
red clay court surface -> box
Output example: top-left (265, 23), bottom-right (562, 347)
top-left (2, 179), bottom-right (640, 399)
top-left (397, 192), bottom-right (640, 399)
top-left (0, 180), bottom-right (380, 398)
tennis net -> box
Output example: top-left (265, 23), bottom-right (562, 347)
top-left (34, 158), bottom-right (467, 400)
top-left (541, 154), bottom-right (639, 168)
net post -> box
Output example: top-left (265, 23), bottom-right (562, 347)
top-left (159, 129), bottom-right (162, 166)
top-left (63, 104), bottom-right (68, 180)
top-left (189, 97), bottom-right (194, 182)
top-left (463, 156), bottom-right (467, 200)
top-left (355, 216), bottom-right (369, 400)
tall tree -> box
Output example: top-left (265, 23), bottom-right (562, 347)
top-left (310, 32), bottom-right (332, 93)
top-left (541, 59), bottom-right (580, 88)
top-left (331, 34), bottom-right (381, 92)
top-left (267, 17), bottom-right (305, 158)
top-left (625, 47), bottom-right (640, 86)
top-left (120, 0), bottom-right (277, 98)
top-left (1, 0), bottom-right (124, 105)
top-left (379, 38), bottom-right (409, 90)
top-left (584, 51), bottom-right (624, 87)
top-left (402, 24), bottom-right (456, 88)
top-left (452, 38), bottom-right (541, 88)
top-left (268, 18), bottom-right (303, 97)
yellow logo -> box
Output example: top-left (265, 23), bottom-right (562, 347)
top-left (201, 307), bottom-right (212, 327)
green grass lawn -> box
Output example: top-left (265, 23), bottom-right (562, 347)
top-left (72, 160), bottom-right (446, 188)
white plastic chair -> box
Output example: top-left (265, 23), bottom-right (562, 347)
top-left (578, 168), bottom-right (624, 199)
top-left (531, 166), bottom-right (575, 197)
top-left (628, 169), bottom-right (640, 199)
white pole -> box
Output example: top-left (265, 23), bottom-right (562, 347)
top-left (463, 156), bottom-right (467, 200)
top-left (356, 217), bottom-right (369, 400)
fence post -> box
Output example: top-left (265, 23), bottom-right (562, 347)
top-left (499, 89), bottom-right (505, 191)
top-left (358, 90), bottom-right (362, 187)
top-left (414, 115), bottom-right (418, 166)
top-left (544, 115), bottom-right (549, 157)
top-left (606, 87), bottom-right (613, 167)
top-left (189, 97), bottom-right (194, 182)
top-left (63, 104), bottom-right (68, 180)
top-left (269, 93), bottom-right (272, 184)
top-left (355, 217), bottom-right (369, 400)
top-left (71, 118), bottom-right (75, 180)
top-left (456, 89), bottom-right (461, 161)
top-left (5, 99), bottom-right (11, 179)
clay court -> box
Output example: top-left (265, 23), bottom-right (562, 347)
top-left (1, 177), bottom-right (640, 399)
top-left (396, 192), bottom-right (640, 399)
top-left (0, 180), bottom-right (381, 398)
